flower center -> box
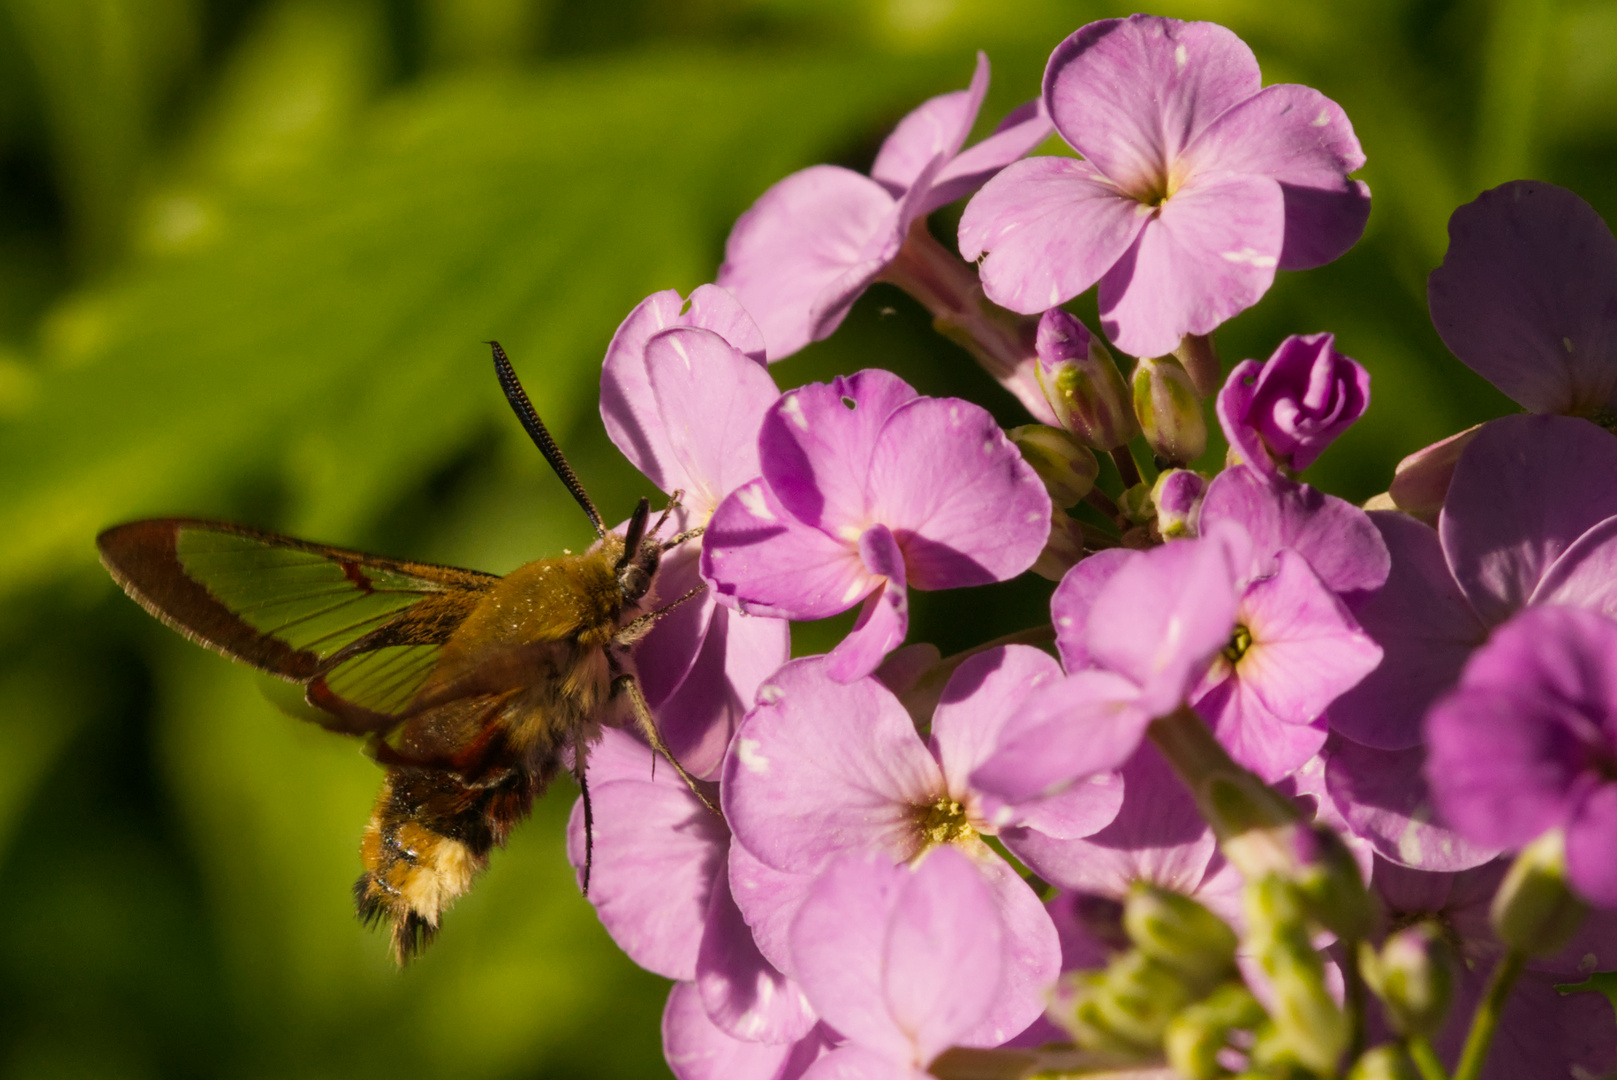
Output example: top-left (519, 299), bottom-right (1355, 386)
top-left (1222, 624), bottom-right (1253, 665)
top-left (914, 795), bottom-right (975, 849)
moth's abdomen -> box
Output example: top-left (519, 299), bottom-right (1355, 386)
top-left (355, 764), bottom-right (539, 964)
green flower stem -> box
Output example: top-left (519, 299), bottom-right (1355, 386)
top-left (1452, 950), bottom-right (1526, 1080)
top-left (1406, 1035), bottom-right (1451, 1080)
top-left (1147, 707), bottom-right (1299, 847)
top-left (1341, 934), bottom-right (1367, 1062)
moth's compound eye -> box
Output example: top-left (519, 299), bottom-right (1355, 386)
top-left (618, 565), bottom-right (652, 602)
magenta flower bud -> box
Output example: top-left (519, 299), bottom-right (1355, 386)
top-left (1035, 308), bottom-right (1139, 450)
top-left (1216, 333), bottom-right (1370, 478)
top-left (1384, 423), bottom-right (1482, 525)
top-left (1133, 355), bottom-right (1207, 465)
top-left (1152, 469), bottom-right (1207, 538)
top-left (1008, 423), bottom-right (1100, 507)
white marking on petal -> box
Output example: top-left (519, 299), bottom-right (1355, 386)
top-left (670, 335), bottom-right (693, 369)
top-left (782, 393), bottom-right (809, 429)
top-left (1026, 511), bottom-right (1043, 522)
top-left (1174, 44), bottom-right (1188, 68)
top-left (841, 578), bottom-right (868, 604)
top-left (1312, 109), bottom-right (1331, 127)
top-left (950, 405), bottom-right (962, 426)
top-left (1221, 248), bottom-right (1279, 269)
top-left (1057, 616), bottom-right (1073, 627)
top-left (758, 683), bottom-right (783, 704)
top-left (983, 438), bottom-right (996, 455)
top-left (737, 484), bottom-right (775, 521)
top-left (736, 737), bottom-right (771, 772)
top-left (836, 525), bottom-right (863, 542)
top-left (1049, 280), bottom-right (1063, 306)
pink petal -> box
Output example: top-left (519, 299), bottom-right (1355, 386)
top-left (885, 847), bottom-right (1008, 1059)
top-left (601, 286), bottom-right (767, 492)
top-left (1327, 511), bottom-right (1487, 751)
top-left (729, 841), bottom-right (816, 977)
top-left (1097, 170), bottom-right (1285, 359)
top-left (970, 669), bottom-right (1151, 804)
top-left (869, 396), bottom-right (1051, 588)
top-left (800, 1044), bottom-right (917, 1080)
top-left (1044, 16), bottom-right (1261, 195)
top-left (1530, 513), bottom-right (1617, 617)
top-left (722, 657), bottom-right (946, 874)
top-left (646, 326), bottom-right (780, 518)
top-left (1183, 83), bottom-right (1369, 271)
top-left (932, 645), bottom-right (1065, 788)
top-left (1005, 742), bottom-right (1216, 896)
top-left (652, 602), bottom-right (791, 782)
top-left (925, 98), bottom-right (1054, 214)
top-left (566, 729), bottom-right (729, 980)
top-left (703, 478), bottom-right (873, 620)
top-left (697, 875), bottom-right (819, 1044)
top-left (955, 846), bottom-right (1063, 1046)
top-left (871, 52), bottom-right (989, 195)
top-left (1197, 678), bottom-right (1328, 782)
top-left (718, 166), bottom-right (900, 360)
top-left (1200, 467), bottom-right (1390, 605)
top-left (663, 983), bottom-right (831, 1080)
top-left (635, 534), bottom-right (718, 713)
top-left (1084, 523), bottom-right (1249, 715)
top-left (789, 855), bottom-right (914, 1060)
top-left (826, 527), bottom-right (910, 683)
top-left (760, 371), bottom-right (920, 535)
top-left (1323, 735), bottom-right (1499, 872)
top-left (1440, 414), bottom-right (1617, 626)
top-left (1567, 784), bottom-right (1617, 907)
top-left (960, 156), bottom-right (1148, 315)
top-left (1051, 549), bottom-right (1134, 671)
top-left (1428, 180), bottom-right (1617, 415)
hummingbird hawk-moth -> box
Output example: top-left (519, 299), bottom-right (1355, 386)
top-left (97, 343), bottom-right (705, 963)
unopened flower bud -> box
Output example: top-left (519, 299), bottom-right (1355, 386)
top-left (1133, 356), bottom-right (1207, 465)
top-left (1386, 424), bottom-right (1483, 526)
top-left (1172, 333), bottom-right (1223, 398)
top-left (1008, 424), bottom-right (1099, 507)
top-left (1093, 951), bottom-right (1193, 1050)
top-left (1216, 333), bottom-right (1369, 478)
top-left (1050, 969), bottom-right (1157, 1058)
top-left (1491, 829), bottom-right (1588, 956)
top-left (1152, 469), bottom-right (1207, 538)
top-left (1124, 882), bottom-right (1238, 993)
top-left (1360, 920), bottom-right (1454, 1038)
top-left (1244, 876), bottom-right (1347, 1078)
top-left (1117, 481), bottom-right (1154, 525)
top-left (1030, 511), bottom-right (1085, 581)
top-left (1346, 1044), bottom-right (1421, 1080)
top-left (1035, 308), bottom-right (1139, 450)
top-left (1288, 822), bottom-right (1375, 941)
top-left (1164, 984), bottom-right (1265, 1080)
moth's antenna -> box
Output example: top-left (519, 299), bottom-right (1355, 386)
top-left (489, 341), bottom-right (605, 537)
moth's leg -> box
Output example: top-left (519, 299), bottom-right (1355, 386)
top-left (648, 489), bottom-right (685, 541)
top-left (572, 733), bottom-right (595, 897)
top-left (611, 671), bottom-right (718, 814)
top-left (660, 525), bottom-right (705, 550)
top-left (614, 584), bottom-right (707, 646)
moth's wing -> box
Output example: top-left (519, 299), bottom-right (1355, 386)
top-left (97, 519), bottom-right (498, 734)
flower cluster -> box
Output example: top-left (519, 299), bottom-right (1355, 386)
top-left (575, 16), bottom-right (1617, 1080)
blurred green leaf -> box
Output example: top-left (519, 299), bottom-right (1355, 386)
top-left (0, 49), bottom-right (946, 598)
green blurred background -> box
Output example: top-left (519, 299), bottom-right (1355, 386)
top-left (0, 0), bottom-right (1612, 1076)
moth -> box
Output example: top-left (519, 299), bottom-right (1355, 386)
top-left (97, 343), bottom-right (705, 963)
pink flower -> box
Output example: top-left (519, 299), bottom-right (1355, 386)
top-left (701, 370), bottom-right (1049, 682)
top-left (718, 54), bottom-right (1050, 360)
top-left (1217, 333), bottom-right (1370, 478)
top-left (960, 15), bottom-right (1368, 358)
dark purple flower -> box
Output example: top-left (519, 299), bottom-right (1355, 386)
top-left (1428, 181), bottom-right (1617, 420)
top-left (701, 370), bottom-right (1050, 682)
top-left (959, 15), bottom-right (1368, 358)
top-left (1426, 605), bottom-right (1617, 906)
top-left (717, 54), bottom-right (1050, 361)
top-left (1216, 333), bottom-right (1370, 478)
top-left (600, 302), bottom-right (792, 776)
top-left (789, 849), bottom-right (1009, 1076)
